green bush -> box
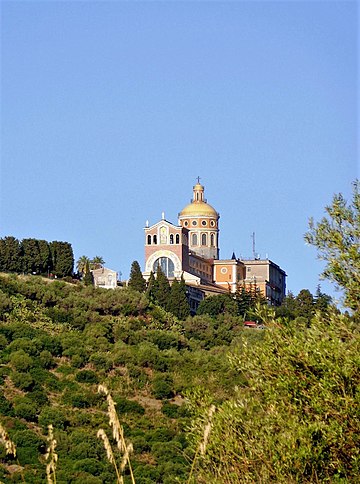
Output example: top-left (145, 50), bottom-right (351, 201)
top-left (11, 429), bottom-right (45, 465)
top-left (38, 406), bottom-right (68, 430)
top-left (11, 371), bottom-right (34, 390)
top-left (152, 374), bottom-right (174, 399)
top-left (10, 349), bottom-right (33, 371)
top-left (14, 401), bottom-right (38, 421)
top-left (113, 397), bottom-right (145, 415)
top-left (75, 369), bottom-right (99, 384)
top-left (39, 349), bottom-right (55, 368)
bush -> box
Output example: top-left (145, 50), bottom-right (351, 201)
top-left (14, 401), bottom-right (38, 421)
top-left (113, 397), bottom-right (145, 415)
top-left (152, 374), bottom-right (174, 399)
top-left (75, 369), bottom-right (99, 384)
top-left (39, 350), bottom-right (55, 369)
top-left (11, 429), bottom-right (45, 465)
top-left (10, 349), bottom-right (33, 371)
top-left (38, 406), bottom-right (69, 430)
top-left (11, 371), bottom-right (34, 390)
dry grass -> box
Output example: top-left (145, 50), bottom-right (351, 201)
top-left (0, 421), bottom-right (17, 457)
top-left (98, 384), bottom-right (136, 484)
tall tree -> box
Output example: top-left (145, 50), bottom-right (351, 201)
top-left (50, 241), bottom-right (74, 277)
top-left (154, 265), bottom-right (171, 309)
top-left (38, 240), bottom-right (52, 274)
top-left (83, 260), bottom-right (94, 286)
top-left (0, 236), bottom-right (22, 273)
top-left (91, 256), bottom-right (105, 270)
top-left (305, 180), bottom-right (360, 312)
top-left (128, 261), bottom-right (146, 292)
top-left (168, 276), bottom-right (190, 319)
top-left (76, 255), bottom-right (90, 275)
top-left (21, 238), bottom-right (41, 274)
top-left (146, 271), bottom-right (158, 303)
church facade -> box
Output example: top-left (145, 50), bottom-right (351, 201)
top-left (143, 181), bottom-right (286, 311)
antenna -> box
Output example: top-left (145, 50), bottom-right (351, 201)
top-left (251, 232), bottom-right (256, 259)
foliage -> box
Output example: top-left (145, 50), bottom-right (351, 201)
top-left (128, 260), bottom-right (146, 293)
top-left (188, 312), bottom-right (360, 483)
top-left (305, 180), bottom-right (360, 311)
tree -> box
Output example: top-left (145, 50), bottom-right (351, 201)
top-left (167, 277), bottom-right (190, 319)
top-left (197, 293), bottom-right (237, 317)
top-left (50, 241), bottom-right (74, 277)
top-left (305, 180), bottom-right (360, 312)
top-left (128, 261), bottom-right (146, 292)
top-left (90, 256), bottom-right (105, 270)
top-left (0, 236), bottom-right (22, 273)
top-left (83, 260), bottom-right (94, 286)
top-left (21, 238), bottom-right (41, 274)
top-left (295, 289), bottom-right (315, 321)
top-left (146, 271), bottom-right (158, 302)
top-left (76, 255), bottom-right (90, 275)
top-left (37, 240), bottom-right (52, 274)
top-left (154, 265), bottom-right (171, 309)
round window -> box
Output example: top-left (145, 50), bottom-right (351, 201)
top-left (201, 220), bottom-right (207, 226)
top-left (192, 220), bottom-right (197, 226)
top-left (221, 267), bottom-right (228, 274)
top-left (184, 221), bottom-right (189, 227)
top-left (210, 220), bottom-right (215, 227)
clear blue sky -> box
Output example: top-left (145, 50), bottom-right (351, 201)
top-left (1, 1), bottom-right (358, 302)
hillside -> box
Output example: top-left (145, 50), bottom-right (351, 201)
top-left (0, 274), bottom-right (259, 483)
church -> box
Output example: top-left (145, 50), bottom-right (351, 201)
top-left (143, 180), bottom-right (286, 312)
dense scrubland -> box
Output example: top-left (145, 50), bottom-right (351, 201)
top-left (0, 182), bottom-right (359, 483)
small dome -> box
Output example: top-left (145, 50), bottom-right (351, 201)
top-left (179, 201), bottom-right (218, 217)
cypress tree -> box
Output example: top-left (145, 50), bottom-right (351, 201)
top-left (128, 261), bottom-right (146, 292)
top-left (146, 271), bottom-right (158, 302)
top-left (168, 276), bottom-right (190, 319)
top-left (50, 241), bottom-right (74, 277)
top-left (83, 260), bottom-right (94, 286)
top-left (0, 237), bottom-right (22, 273)
top-left (21, 238), bottom-right (41, 274)
top-left (154, 265), bottom-right (170, 309)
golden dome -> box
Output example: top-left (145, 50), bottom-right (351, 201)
top-left (179, 201), bottom-right (218, 217)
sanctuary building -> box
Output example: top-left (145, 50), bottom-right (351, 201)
top-left (143, 181), bottom-right (286, 311)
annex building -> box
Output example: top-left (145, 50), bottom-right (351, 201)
top-left (143, 181), bottom-right (286, 312)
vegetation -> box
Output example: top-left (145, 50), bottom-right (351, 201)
top-left (305, 179), bottom-right (360, 312)
top-left (0, 237), bottom-right (74, 278)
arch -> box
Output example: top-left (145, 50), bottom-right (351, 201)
top-left (153, 257), bottom-right (175, 277)
top-left (153, 234), bottom-right (157, 244)
top-left (210, 233), bottom-right (215, 246)
top-left (147, 234), bottom-right (152, 245)
top-left (170, 234), bottom-right (174, 244)
top-left (175, 234), bottom-right (180, 244)
top-left (192, 233), bottom-right (198, 246)
top-left (201, 233), bottom-right (207, 246)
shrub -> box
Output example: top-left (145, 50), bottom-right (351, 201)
top-left (39, 349), bottom-right (55, 368)
top-left (152, 374), bottom-right (174, 399)
top-left (75, 369), bottom-right (99, 384)
top-left (11, 371), bottom-right (34, 390)
top-left (38, 406), bottom-right (68, 430)
top-left (10, 349), bottom-right (33, 371)
top-left (72, 458), bottom-right (104, 475)
top-left (14, 401), bottom-right (38, 421)
top-left (113, 397), bottom-right (145, 415)
top-left (11, 429), bottom-right (45, 465)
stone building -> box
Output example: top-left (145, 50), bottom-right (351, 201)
top-left (143, 180), bottom-right (286, 309)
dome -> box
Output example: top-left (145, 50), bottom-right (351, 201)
top-left (179, 201), bottom-right (218, 217)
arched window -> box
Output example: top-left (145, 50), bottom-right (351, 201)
top-left (201, 233), bottom-right (207, 246)
top-left (175, 234), bottom-right (180, 244)
top-left (210, 234), bottom-right (215, 246)
top-left (147, 235), bottom-right (152, 245)
top-left (153, 235), bottom-right (157, 245)
top-left (153, 257), bottom-right (175, 277)
top-left (170, 234), bottom-right (174, 244)
top-left (192, 233), bottom-right (198, 246)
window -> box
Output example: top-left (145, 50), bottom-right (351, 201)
top-left (153, 257), bottom-right (174, 277)
top-left (184, 221), bottom-right (189, 227)
top-left (192, 220), bottom-right (197, 226)
top-left (201, 220), bottom-right (207, 226)
top-left (170, 234), bottom-right (174, 244)
top-left (153, 235), bottom-right (157, 244)
top-left (147, 235), bottom-right (152, 245)
top-left (176, 234), bottom-right (180, 244)
top-left (201, 233), bottom-right (207, 246)
top-left (192, 233), bottom-right (198, 245)
top-left (210, 220), bottom-right (215, 227)
top-left (210, 234), bottom-right (215, 246)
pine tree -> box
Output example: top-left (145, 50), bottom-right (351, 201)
top-left (0, 236), bottom-right (22, 273)
top-left (128, 261), bottom-right (146, 292)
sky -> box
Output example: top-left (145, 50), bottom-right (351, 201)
top-left (1, 0), bottom-right (358, 303)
